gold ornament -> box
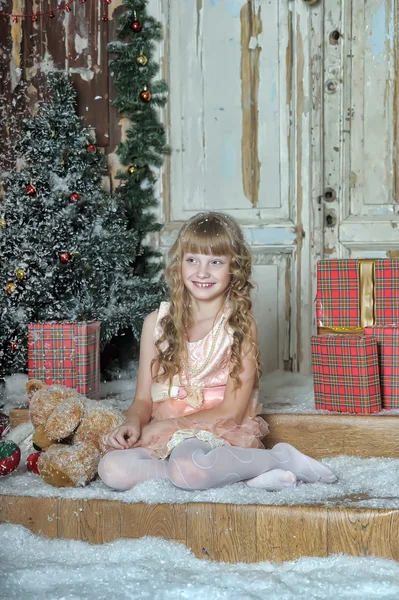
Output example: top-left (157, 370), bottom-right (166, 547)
top-left (6, 281), bottom-right (16, 295)
top-left (16, 268), bottom-right (25, 280)
top-left (128, 164), bottom-right (138, 174)
top-left (140, 87), bottom-right (152, 102)
top-left (136, 52), bottom-right (148, 67)
top-left (0, 217), bottom-right (6, 228)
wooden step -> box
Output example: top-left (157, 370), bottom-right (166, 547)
top-left (10, 408), bottom-right (399, 459)
top-left (1, 494), bottom-right (398, 563)
top-left (263, 413), bottom-right (399, 458)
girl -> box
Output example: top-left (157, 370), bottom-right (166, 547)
top-left (99, 212), bottom-right (337, 491)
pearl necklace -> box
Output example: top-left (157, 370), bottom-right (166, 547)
top-left (181, 314), bottom-right (226, 376)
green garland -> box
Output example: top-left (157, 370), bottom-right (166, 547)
top-left (109, 0), bottom-right (169, 278)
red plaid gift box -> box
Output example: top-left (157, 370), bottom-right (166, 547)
top-left (364, 326), bottom-right (399, 409)
top-left (28, 321), bottom-right (100, 399)
top-left (316, 259), bottom-right (399, 332)
top-left (311, 334), bottom-right (381, 413)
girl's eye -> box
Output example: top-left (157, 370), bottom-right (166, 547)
top-left (212, 260), bottom-right (223, 265)
top-left (186, 257), bottom-right (196, 263)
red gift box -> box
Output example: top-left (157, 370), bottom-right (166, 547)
top-left (364, 326), bottom-right (399, 410)
top-left (28, 321), bottom-right (100, 399)
top-left (316, 258), bottom-right (399, 331)
top-left (311, 334), bottom-right (382, 413)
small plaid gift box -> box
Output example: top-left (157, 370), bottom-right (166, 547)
top-left (311, 334), bottom-right (382, 413)
top-left (364, 326), bottom-right (399, 410)
top-left (316, 258), bottom-right (399, 333)
top-left (28, 321), bottom-right (100, 399)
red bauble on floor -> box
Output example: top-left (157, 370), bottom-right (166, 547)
top-left (26, 452), bottom-right (41, 475)
top-left (0, 440), bottom-right (21, 476)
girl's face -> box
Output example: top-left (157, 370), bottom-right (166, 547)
top-left (182, 252), bottom-right (231, 302)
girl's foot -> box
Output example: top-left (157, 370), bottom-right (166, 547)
top-left (271, 443), bottom-right (337, 484)
top-left (245, 468), bottom-right (297, 491)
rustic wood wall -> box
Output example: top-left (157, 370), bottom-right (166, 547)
top-left (0, 1), bottom-right (125, 178)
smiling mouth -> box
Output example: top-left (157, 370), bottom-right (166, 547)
top-left (192, 282), bottom-right (215, 288)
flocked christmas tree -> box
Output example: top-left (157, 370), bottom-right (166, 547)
top-left (0, 71), bottom-right (165, 379)
top-left (108, 0), bottom-right (169, 278)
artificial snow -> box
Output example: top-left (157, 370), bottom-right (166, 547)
top-left (1, 524), bottom-right (399, 600)
top-left (1, 444), bottom-right (398, 509)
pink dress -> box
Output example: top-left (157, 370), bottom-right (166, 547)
top-left (144, 302), bottom-right (269, 459)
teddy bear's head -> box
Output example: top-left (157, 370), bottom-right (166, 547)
top-left (28, 380), bottom-right (85, 451)
top-left (27, 380), bottom-right (124, 487)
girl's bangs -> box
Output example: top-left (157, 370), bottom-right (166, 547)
top-left (182, 219), bottom-right (232, 256)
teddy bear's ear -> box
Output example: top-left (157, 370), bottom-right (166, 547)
top-left (26, 379), bottom-right (47, 398)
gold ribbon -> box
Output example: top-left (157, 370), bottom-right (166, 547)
top-left (318, 326), bottom-right (363, 335)
top-left (318, 259), bottom-right (375, 334)
top-left (359, 259), bottom-right (375, 328)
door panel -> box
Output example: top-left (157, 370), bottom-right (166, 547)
top-left (322, 0), bottom-right (399, 258)
top-left (160, 0), bottom-right (316, 372)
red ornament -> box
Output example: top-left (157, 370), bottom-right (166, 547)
top-left (32, 15), bottom-right (37, 22)
top-left (26, 184), bottom-right (36, 196)
top-left (101, 16), bottom-right (108, 22)
top-left (49, 11), bottom-right (55, 18)
top-left (80, 0), bottom-right (86, 2)
top-left (131, 21), bottom-right (142, 33)
top-left (59, 252), bottom-right (72, 264)
top-left (0, 441), bottom-right (21, 476)
top-left (10, 340), bottom-right (18, 352)
top-left (87, 144), bottom-right (97, 153)
top-left (69, 192), bottom-right (80, 203)
top-left (65, 5), bottom-right (71, 12)
top-left (12, 16), bottom-right (17, 23)
top-left (140, 88), bottom-right (152, 102)
top-left (27, 452), bottom-right (41, 475)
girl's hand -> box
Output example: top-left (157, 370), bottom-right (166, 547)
top-left (134, 420), bottom-right (172, 448)
top-left (102, 421), bottom-right (141, 450)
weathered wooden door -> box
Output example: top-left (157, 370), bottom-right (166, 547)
top-left (319, 0), bottom-right (399, 260)
top-left (159, 0), bottom-right (318, 373)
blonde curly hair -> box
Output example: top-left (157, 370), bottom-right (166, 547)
top-left (153, 212), bottom-right (260, 389)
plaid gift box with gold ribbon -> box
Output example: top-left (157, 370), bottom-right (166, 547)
top-left (364, 326), bottom-right (399, 410)
top-left (316, 259), bottom-right (399, 334)
top-left (28, 321), bottom-right (100, 399)
top-left (311, 334), bottom-right (382, 413)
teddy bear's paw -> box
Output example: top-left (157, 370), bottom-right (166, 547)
top-left (32, 424), bottom-right (54, 451)
top-left (29, 385), bottom-right (80, 427)
top-left (45, 396), bottom-right (85, 441)
top-left (74, 403), bottom-right (125, 452)
top-left (38, 443), bottom-right (101, 487)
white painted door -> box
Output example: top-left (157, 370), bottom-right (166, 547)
top-left (319, 0), bottom-right (399, 261)
top-left (157, 0), bottom-right (318, 374)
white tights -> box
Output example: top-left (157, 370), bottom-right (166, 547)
top-left (98, 440), bottom-right (337, 492)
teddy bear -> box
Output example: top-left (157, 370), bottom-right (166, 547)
top-left (27, 379), bottom-right (124, 488)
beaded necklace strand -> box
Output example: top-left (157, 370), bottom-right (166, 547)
top-left (181, 311), bottom-right (226, 376)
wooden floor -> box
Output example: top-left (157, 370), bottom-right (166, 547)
top-left (4, 408), bottom-right (399, 563)
top-left (1, 494), bottom-right (399, 563)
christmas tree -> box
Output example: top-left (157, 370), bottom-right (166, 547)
top-left (108, 0), bottom-right (169, 278)
top-left (0, 72), bottom-right (164, 379)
